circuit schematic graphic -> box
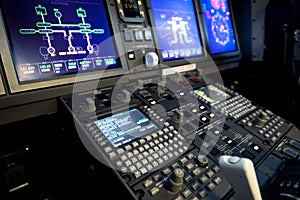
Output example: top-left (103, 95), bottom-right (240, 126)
top-left (19, 5), bottom-right (105, 60)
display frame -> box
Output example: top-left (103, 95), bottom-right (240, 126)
top-left (145, 0), bottom-right (208, 68)
top-left (0, 0), bottom-right (128, 93)
top-left (0, 75), bottom-right (5, 95)
top-left (197, 0), bottom-right (241, 61)
top-left (116, 0), bottom-right (145, 23)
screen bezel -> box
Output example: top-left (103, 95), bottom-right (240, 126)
top-left (0, 75), bottom-right (5, 95)
top-left (145, 0), bottom-right (208, 68)
top-left (197, 0), bottom-right (241, 60)
top-left (0, 0), bottom-right (128, 93)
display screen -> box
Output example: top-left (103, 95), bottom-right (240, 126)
top-left (200, 0), bottom-right (238, 55)
top-left (149, 0), bottom-right (204, 61)
top-left (1, 0), bottom-right (120, 83)
top-left (194, 84), bottom-right (231, 104)
top-left (121, 0), bottom-right (141, 18)
top-left (94, 108), bottom-right (158, 147)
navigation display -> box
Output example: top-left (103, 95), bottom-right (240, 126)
top-left (149, 0), bottom-right (204, 61)
top-left (1, 0), bottom-right (120, 83)
top-left (94, 108), bottom-right (158, 147)
top-left (200, 0), bottom-right (238, 55)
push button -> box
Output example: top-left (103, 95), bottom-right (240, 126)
top-left (135, 30), bottom-right (143, 41)
top-left (144, 30), bottom-right (152, 41)
top-left (124, 30), bottom-right (133, 41)
top-left (128, 51), bottom-right (135, 60)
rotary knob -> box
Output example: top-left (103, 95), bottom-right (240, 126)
top-left (171, 109), bottom-right (184, 123)
top-left (118, 89), bottom-right (131, 103)
top-left (82, 97), bottom-right (96, 113)
top-left (253, 112), bottom-right (268, 128)
top-left (196, 154), bottom-right (208, 168)
top-left (145, 52), bottom-right (159, 68)
top-left (165, 168), bottom-right (184, 194)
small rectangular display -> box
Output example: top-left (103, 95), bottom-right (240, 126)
top-left (94, 108), bottom-right (158, 147)
top-left (1, 0), bottom-right (120, 83)
top-left (149, 0), bottom-right (204, 61)
top-left (121, 0), bottom-right (141, 18)
top-left (200, 0), bottom-right (238, 55)
top-left (194, 84), bottom-right (231, 104)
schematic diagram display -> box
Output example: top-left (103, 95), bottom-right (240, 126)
top-left (194, 84), bottom-right (231, 104)
top-left (200, 0), bottom-right (238, 55)
top-left (149, 0), bottom-right (204, 61)
top-left (1, 0), bottom-right (120, 83)
top-left (94, 108), bottom-right (159, 147)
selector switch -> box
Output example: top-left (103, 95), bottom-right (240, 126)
top-left (165, 168), bottom-right (184, 194)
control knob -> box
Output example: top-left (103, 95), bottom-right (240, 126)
top-left (118, 89), bottom-right (131, 103)
top-left (171, 109), bottom-right (184, 123)
top-left (82, 97), bottom-right (96, 113)
top-left (252, 112), bottom-right (268, 128)
top-left (195, 154), bottom-right (209, 168)
top-left (165, 168), bottom-right (184, 194)
top-left (137, 79), bottom-right (144, 90)
top-left (145, 52), bottom-right (159, 68)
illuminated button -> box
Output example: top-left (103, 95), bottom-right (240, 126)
top-left (179, 157), bottom-right (188, 164)
top-left (212, 165), bottom-right (220, 173)
top-left (181, 188), bottom-right (192, 198)
top-left (184, 174), bottom-right (193, 183)
top-left (132, 141), bottom-right (139, 148)
top-left (124, 30), bottom-right (133, 41)
top-left (213, 177), bottom-right (222, 185)
top-left (149, 187), bottom-right (160, 196)
top-left (206, 182), bottom-right (216, 191)
top-left (134, 171), bottom-right (142, 178)
top-left (192, 167), bottom-right (202, 177)
top-left (135, 30), bottom-right (143, 41)
top-left (205, 170), bottom-right (214, 178)
top-left (199, 175), bottom-right (209, 184)
top-left (185, 163), bottom-right (195, 171)
top-left (198, 190), bottom-right (207, 199)
top-left (144, 30), bottom-right (152, 41)
top-left (161, 167), bottom-right (171, 176)
top-left (128, 51), bottom-right (135, 60)
top-left (173, 195), bottom-right (184, 200)
top-left (190, 181), bottom-right (201, 191)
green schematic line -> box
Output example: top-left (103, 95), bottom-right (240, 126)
top-left (19, 5), bottom-right (104, 35)
top-left (18, 4), bottom-right (105, 56)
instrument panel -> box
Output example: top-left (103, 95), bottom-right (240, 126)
top-left (60, 67), bottom-right (300, 200)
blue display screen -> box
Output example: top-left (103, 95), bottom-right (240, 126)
top-left (94, 108), bottom-right (158, 147)
top-left (149, 0), bottom-right (204, 61)
top-left (1, 0), bottom-right (120, 83)
top-left (200, 0), bottom-right (238, 55)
